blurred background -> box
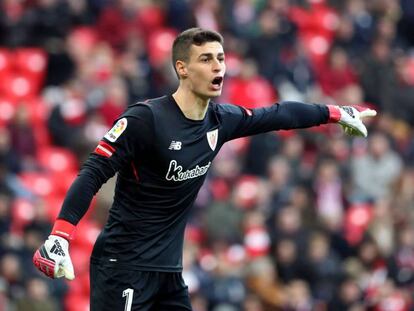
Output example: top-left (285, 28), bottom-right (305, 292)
top-left (0, 0), bottom-right (414, 310)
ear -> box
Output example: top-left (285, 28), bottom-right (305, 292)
top-left (175, 60), bottom-right (188, 79)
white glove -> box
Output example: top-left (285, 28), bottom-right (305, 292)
top-left (329, 105), bottom-right (377, 137)
top-left (33, 235), bottom-right (75, 280)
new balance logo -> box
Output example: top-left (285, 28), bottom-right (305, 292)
top-left (50, 240), bottom-right (65, 256)
top-left (169, 141), bottom-right (182, 150)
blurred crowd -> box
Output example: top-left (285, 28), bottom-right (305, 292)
top-left (0, 0), bottom-right (414, 310)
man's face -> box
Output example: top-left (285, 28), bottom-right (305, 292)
top-left (184, 41), bottom-right (226, 99)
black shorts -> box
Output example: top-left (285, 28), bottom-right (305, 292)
top-left (90, 262), bottom-right (192, 311)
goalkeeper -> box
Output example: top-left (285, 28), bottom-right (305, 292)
top-left (33, 28), bottom-right (376, 311)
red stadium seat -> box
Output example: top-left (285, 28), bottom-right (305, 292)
top-left (225, 76), bottom-right (277, 109)
top-left (37, 146), bottom-right (78, 174)
top-left (0, 49), bottom-right (12, 76)
top-left (51, 170), bottom-right (77, 196)
top-left (184, 225), bottom-right (204, 244)
top-left (18, 172), bottom-right (54, 197)
top-left (226, 136), bottom-right (250, 155)
top-left (72, 220), bottom-right (101, 252)
top-left (209, 178), bottom-right (231, 201)
top-left (222, 52), bottom-right (242, 77)
top-left (244, 226), bottom-right (270, 258)
top-left (137, 5), bottom-right (165, 34)
top-left (147, 28), bottom-right (177, 66)
top-left (0, 49), bottom-right (46, 100)
top-left (0, 97), bottom-right (16, 127)
top-left (300, 33), bottom-right (331, 68)
top-left (45, 191), bottom-right (97, 223)
top-left (64, 294), bottom-right (89, 311)
top-left (68, 26), bottom-right (99, 59)
top-left (25, 97), bottom-right (51, 127)
top-left (0, 73), bottom-right (37, 101)
top-left (344, 203), bottom-right (373, 245)
top-left (32, 123), bottom-right (52, 149)
top-left (233, 175), bottom-right (261, 209)
top-left (70, 246), bottom-right (91, 275)
top-left (43, 194), bottom-right (64, 222)
top-left (11, 198), bottom-right (35, 234)
top-left (289, 2), bottom-right (338, 68)
top-left (15, 48), bottom-right (47, 94)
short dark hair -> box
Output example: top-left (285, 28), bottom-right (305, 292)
top-left (172, 28), bottom-right (224, 76)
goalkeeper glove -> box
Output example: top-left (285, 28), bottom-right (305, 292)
top-left (327, 105), bottom-right (377, 137)
top-left (33, 220), bottom-right (75, 280)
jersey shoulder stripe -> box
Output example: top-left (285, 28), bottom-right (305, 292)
top-left (94, 140), bottom-right (115, 158)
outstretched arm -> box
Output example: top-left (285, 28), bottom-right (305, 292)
top-left (218, 101), bottom-right (376, 141)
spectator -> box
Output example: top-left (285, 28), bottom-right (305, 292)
top-left (302, 232), bottom-right (343, 302)
top-left (245, 256), bottom-right (285, 310)
top-left (389, 54), bottom-right (414, 126)
top-left (350, 131), bottom-right (402, 201)
top-left (388, 226), bottom-right (414, 287)
top-left (193, 0), bottom-right (222, 32)
top-left (0, 193), bottom-right (11, 239)
top-left (0, 253), bottom-right (25, 301)
top-left (27, 0), bottom-right (72, 47)
top-left (328, 278), bottom-right (363, 311)
top-left (283, 279), bottom-right (316, 311)
top-left (205, 244), bottom-right (246, 310)
top-left (96, 0), bottom-right (141, 52)
top-left (97, 76), bottom-right (128, 127)
top-left (313, 158), bottom-right (345, 229)
top-left (247, 8), bottom-right (292, 84)
top-left (274, 238), bottom-right (302, 283)
top-left (118, 35), bottom-right (157, 102)
top-left (0, 0), bottom-right (31, 47)
top-left (266, 156), bottom-right (294, 214)
top-left (367, 197), bottom-right (395, 257)
top-left (15, 277), bottom-right (59, 311)
top-left (316, 46), bottom-right (358, 100)
top-left (224, 58), bottom-right (277, 109)
top-left (7, 104), bottom-right (37, 171)
top-left (358, 38), bottom-right (396, 111)
top-left (355, 238), bottom-right (388, 299)
top-left (243, 294), bottom-right (264, 311)
top-left (270, 206), bottom-right (309, 255)
top-left (0, 128), bottom-right (21, 174)
top-left (204, 197), bottom-right (244, 244)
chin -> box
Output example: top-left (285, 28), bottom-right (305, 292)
top-left (209, 90), bottom-right (222, 98)
top-left (196, 91), bottom-right (221, 100)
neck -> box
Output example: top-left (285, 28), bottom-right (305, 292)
top-left (172, 87), bottom-right (210, 121)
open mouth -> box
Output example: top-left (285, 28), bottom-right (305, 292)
top-left (211, 76), bottom-right (223, 90)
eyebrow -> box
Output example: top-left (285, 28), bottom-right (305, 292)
top-left (198, 52), bottom-right (225, 58)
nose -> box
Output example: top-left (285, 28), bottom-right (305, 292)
top-left (212, 59), bottom-right (223, 73)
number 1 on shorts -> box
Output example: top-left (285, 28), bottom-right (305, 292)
top-left (122, 288), bottom-right (134, 311)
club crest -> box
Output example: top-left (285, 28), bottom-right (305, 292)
top-left (207, 129), bottom-right (218, 151)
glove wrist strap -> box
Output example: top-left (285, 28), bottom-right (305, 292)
top-left (52, 219), bottom-right (76, 241)
top-left (327, 105), bottom-right (341, 123)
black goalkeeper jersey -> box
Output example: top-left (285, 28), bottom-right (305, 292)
top-left (58, 95), bottom-right (329, 271)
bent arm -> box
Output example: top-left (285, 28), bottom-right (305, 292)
top-left (57, 156), bottom-right (117, 225)
top-left (52, 105), bottom-right (154, 238)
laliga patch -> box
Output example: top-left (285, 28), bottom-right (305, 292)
top-left (104, 118), bottom-right (128, 142)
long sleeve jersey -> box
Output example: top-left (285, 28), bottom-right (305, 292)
top-left (58, 95), bottom-right (330, 271)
